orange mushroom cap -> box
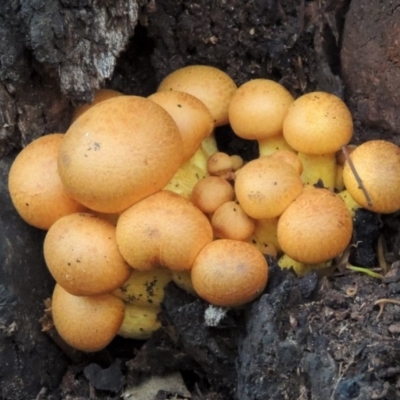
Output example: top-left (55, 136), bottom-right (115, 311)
top-left (157, 65), bottom-right (237, 126)
top-left (228, 79), bottom-right (294, 140)
top-left (8, 134), bottom-right (87, 230)
top-left (191, 176), bottom-right (235, 214)
top-left (235, 156), bottom-right (304, 219)
top-left (282, 91), bottom-right (353, 154)
top-left (211, 201), bottom-right (256, 241)
top-left (191, 239), bottom-right (268, 307)
top-left (58, 96), bottom-right (183, 213)
top-left (277, 188), bottom-right (353, 264)
top-left (51, 284), bottom-right (125, 352)
top-left (116, 190), bottom-right (213, 271)
top-left (44, 213), bottom-right (132, 296)
top-left (342, 140), bottom-right (400, 213)
top-left (148, 90), bottom-right (214, 162)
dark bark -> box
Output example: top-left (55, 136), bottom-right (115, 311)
top-left (0, 0), bottom-right (138, 157)
top-left (341, 0), bottom-right (400, 144)
top-left (0, 155), bottom-right (67, 399)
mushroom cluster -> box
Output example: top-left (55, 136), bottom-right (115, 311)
top-left (8, 64), bottom-right (400, 352)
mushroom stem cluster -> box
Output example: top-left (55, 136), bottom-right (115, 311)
top-left (8, 64), bottom-right (400, 352)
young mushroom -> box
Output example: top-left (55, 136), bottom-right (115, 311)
top-left (8, 133), bottom-right (87, 230)
top-left (191, 239), bottom-right (269, 307)
top-left (116, 190), bottom-right (213, 271)
top-left (157, 65), bottom-right (237, 126)
top-left (211, 201), bottom-right (256, 241)
top-left (277, 187), bottom-right (353, 264)
top-left (207, 151), bottom-right (234, 177)
top-left (234, 156), bottom-right (303, 219)
top-left (51, 284), bottom-right (125, 352)
top-left (283, 91), bottom-right (353, 190)
top-left (191, 175), bottom-right (235, 215)
top-left (228, 79), bottom-right (294, 156)
top-left (58, 96), bottom-right (183, 213)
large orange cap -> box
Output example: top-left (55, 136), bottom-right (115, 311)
top-left (51, 284), bottom-right (124, 352)
top-left (283, 91), bottom-right (353, 154)
top-left (148, 90), bottom-right (214, 162)
top-left (235, 156), bottom-right (303, 219)
top-left (116, 190), bottom-right (213, 271)
top-left (229, 79), bottom-right (294, 140)
top-left (343, 140), bottom-right (400, 213)
top-left (157, 65), bottom-right (237, 126)
top-left (58, 96), bottom-right (183, 213)
top-left (8, 134), bottom-right (87, 230)
top-left (191, 239), bottom-right (268, 307)
top-left (44, 213), bottom-right (132, 296)
top-left (277, 188), bottom-right (353, 264)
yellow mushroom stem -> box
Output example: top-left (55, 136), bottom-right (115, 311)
top-left (171, 271), bottom-right (197, 296)
top-left (335, 163), bottom-right (345, 192)
top-left (335, 145), bottom-right (357, 192)
top-left (117, 303), bottom-right (161, 340)
top-left (297, 152), bottom-right (336, 190)
top-left (248, 217), bottom-right (280, 253)
top-left (258, 134), bottom-right (295, 157)
top-left (337, 189), bottom-right (361, 217)
top-left (278, 253), bottom-right (330, 277)
top-left (164, 135), bottom-right (218, 199)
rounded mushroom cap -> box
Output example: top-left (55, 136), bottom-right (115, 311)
top-left (228, 79), bottom-right (294, 140)
top-left (51, 284), bottom-right (125, 352)
top-left (283, 91), bottom-right (353, 154)
top-left (211, 201), bottom-right (256, 241)
top-left (116, 190), bottom-right (213, 271)
top-left (235, 156), bottom-right (304, 219)
top-left (269, 150), bottom-right (303, 175)
top-left (207, 151), bottom-right (234, 176)
top-left (277, 188), bottom-right (353, 264)
top-left (44, 213), bottom-right (132, 296)
top-left (8, 134), bottom-right (87, 230)
top-left (148, 90), bottom-right (214, 162)
top-left (343, 140), bottom-right (400, 213)
top-left (58, 96), bottom-right (183, 213)
top-left (157, 65), bottom-right (237, 126)
top-left (72, 89), bottom-right (124, 122)
top-left (191, 176), bottom-right (235, 214)
top-left (191, 239), bottom-right (268, 307)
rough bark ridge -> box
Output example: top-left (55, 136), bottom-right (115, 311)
top-left (341, 0), bottom-right (400, 143)
top-left (0, 0), bottom-right (138, 156)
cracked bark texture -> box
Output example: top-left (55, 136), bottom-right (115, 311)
top-left (341, 0), bottom-right (400, 144)
top-left (0, 0), bottom-right (138, 156)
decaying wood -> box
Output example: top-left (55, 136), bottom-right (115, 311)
top-left (0, 0), bottom-right (138, 156)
